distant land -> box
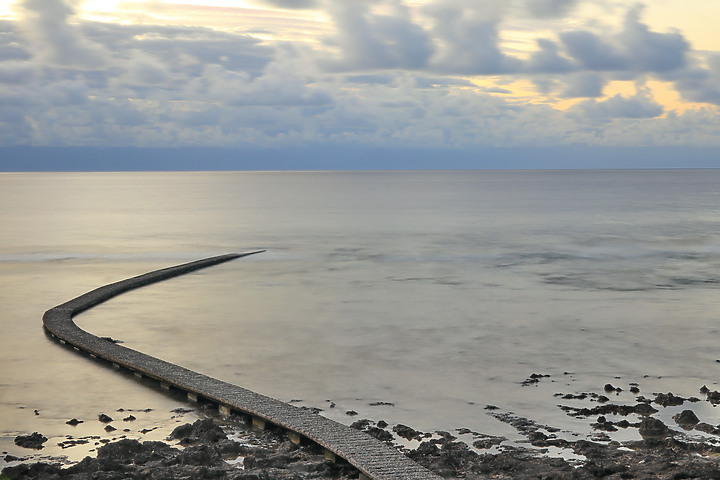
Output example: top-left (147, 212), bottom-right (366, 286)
top-left (1, 145), bottom-right (719, 171)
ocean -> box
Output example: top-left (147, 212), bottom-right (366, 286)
top-left (3, 170), bottom-right (720, 465)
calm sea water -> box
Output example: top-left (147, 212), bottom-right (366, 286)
top-left (3, 170), bottom-right (720, 465)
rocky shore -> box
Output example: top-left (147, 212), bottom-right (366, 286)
top-left (5, 382), bottom-right (720, 479)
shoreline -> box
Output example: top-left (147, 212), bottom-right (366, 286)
top-left (5, 383), bottom-right (720, 479)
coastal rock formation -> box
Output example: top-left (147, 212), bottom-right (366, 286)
top-left (13, 433), bottom-right (47, 450)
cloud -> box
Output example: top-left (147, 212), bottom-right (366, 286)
top-left (560, 72), bottom-right (606, 98)
top-left (0, 61), bottom-right (36, 84)
top-left (526, 38), bottom-right (575, 74)
top-left (560, 30), bottom-right (628, 71)
top-left (17, 0), bottom-right (107, 68)
top-left (1, 0), bottom-right (718, 151)
top-left (619, 5), bottom-right (688, 73)
top-left (257, 0), bottom-right (317, 8)
top-left (423, 1), bottom-right (522, 74)
top-left (323, 1), bottom-right (433, 71)
top-left (525, 0), bottom-right (580, 18)
top-left (670, 55), bottom-right (720, 106)
top-left (559, 6), bottom-right (689, 75)
top-left (570, 90), bottom-right (664, 122)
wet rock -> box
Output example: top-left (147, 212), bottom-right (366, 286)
top-left (522, 373), bottom-right (550, 386)
top-left (345, 410), bottom-right (358, 416)
top-left (14, 432), bottom-right (47, 450)
top-left (654, 392), bottom-right (685, 407)
top-left (123, 415), bottom-right (136, 421)
top-left (104, 425), bottom-right (116, 432)
top-left (695, 422), bottom-right (720, 435)
top-left (98, 413), bottom-right (113, 423)
top-left (350, 419), bottom-right (373, 430)
top-left (673, 410), bottom-right (700, 427)
top-left (393, 424), bottom-right (422, 440)
top-left (376, 420), bottom-right (388, 429)
top-left (169, 418), bottom-right (227, 445)
top-left (365, 427), bottom-right (394, 442)
top-left (706, 390), bottom-right (720, 405)
top-left (1, 461), bottom-right (62, 479)
top-left (368, 401), bottom-right (395, 406)
top-left (472, 436), bottom-right (503, 449)
top-left (66, 418), bottom-right (83, 426)
top-left (638, 417), bottom-right (671, 439)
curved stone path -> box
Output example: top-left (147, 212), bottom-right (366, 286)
top-left (42, 252), bottom-right (442, 480)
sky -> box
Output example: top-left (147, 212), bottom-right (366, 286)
top-left (0, 0), bottom-right (719, 169)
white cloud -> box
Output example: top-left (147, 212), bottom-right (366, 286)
top-left (569, 90), bottom-right (664, 123)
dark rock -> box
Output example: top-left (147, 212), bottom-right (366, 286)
top-left (654, 392), bottom-right (685, 407)
top-left (633, 402), bottom-right (660, 415)
top-left (345, 410), bottom-right (358, 416)
top-left (123, 415), bottom-right (136, 422)
top-left (104, 425), bottom-right (116, 432)
top-left (376, 420), bottom-right (388, 429)
top-left (673, 409), bottom-right (700, 427)
top-left (350, 419), bottom-right (373, 430)
top-left (175, 444), bottom-right (224, 467)
top-left (1, 461), bottom-right (62, 479)
top-left (169, 418), bottom-right (226, 445)
top-left (98, 413), bottom-right (113, 423)
top-left (66, 418), bottom-right (83, 426)
top-left (706, 390), bottom-right (720, 405)
top-left (695, 422), bottom-right (720, 435)
top-left (638, 417), bottom-right (671, 439)
top-left (365, 427), bottom-right (393, 442)
top-left (393, 424), bottom-right (422, 440)
top-left (472, 436), bottom-right (503, 449)
top-left (14, 432), bottom-right (47, 449)
top-left (171, 408), bottom-right (193, 414)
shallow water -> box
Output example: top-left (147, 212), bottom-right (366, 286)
top-left (3, 170), bottom-right (720, 465)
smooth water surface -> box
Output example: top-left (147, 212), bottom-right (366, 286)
top-left (3, 170), bottom-right (720, 464)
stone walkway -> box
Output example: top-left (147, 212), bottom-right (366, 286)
top-left (42, 253), bottom-right (442, 480)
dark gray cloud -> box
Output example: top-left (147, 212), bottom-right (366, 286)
top-left (561, 72), bottom-right (605, 98)
top-left (526, 38), bottom-right (575, 74)
top-left (19, 0), bottom-right (107, 67)
top-left (670, 55), bottom-right (720, 106)
top-left (525, 0), bottom-right (580, 18)
top-left (619, 5), bottom-right (688, 73)
top-left (325, 2), bottom-right (433, 70)
top-left (423, 2), bottom-right (522, 74)
top-left (560, 30), bottom-right (628, 71)
top-left (559, 6), bottom-right (689, 75)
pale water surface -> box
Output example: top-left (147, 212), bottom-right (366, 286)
top-left (3, 170), bottom-right (720, 465)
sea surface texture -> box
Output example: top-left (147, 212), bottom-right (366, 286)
top-left (2, 170), bottom-right (720, 463)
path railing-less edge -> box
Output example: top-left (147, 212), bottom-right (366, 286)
top-left (42, 252), bottom-right (442, 480)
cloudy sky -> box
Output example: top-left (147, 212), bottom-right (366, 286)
top-left (1, 0), bottom-right (719, 169)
